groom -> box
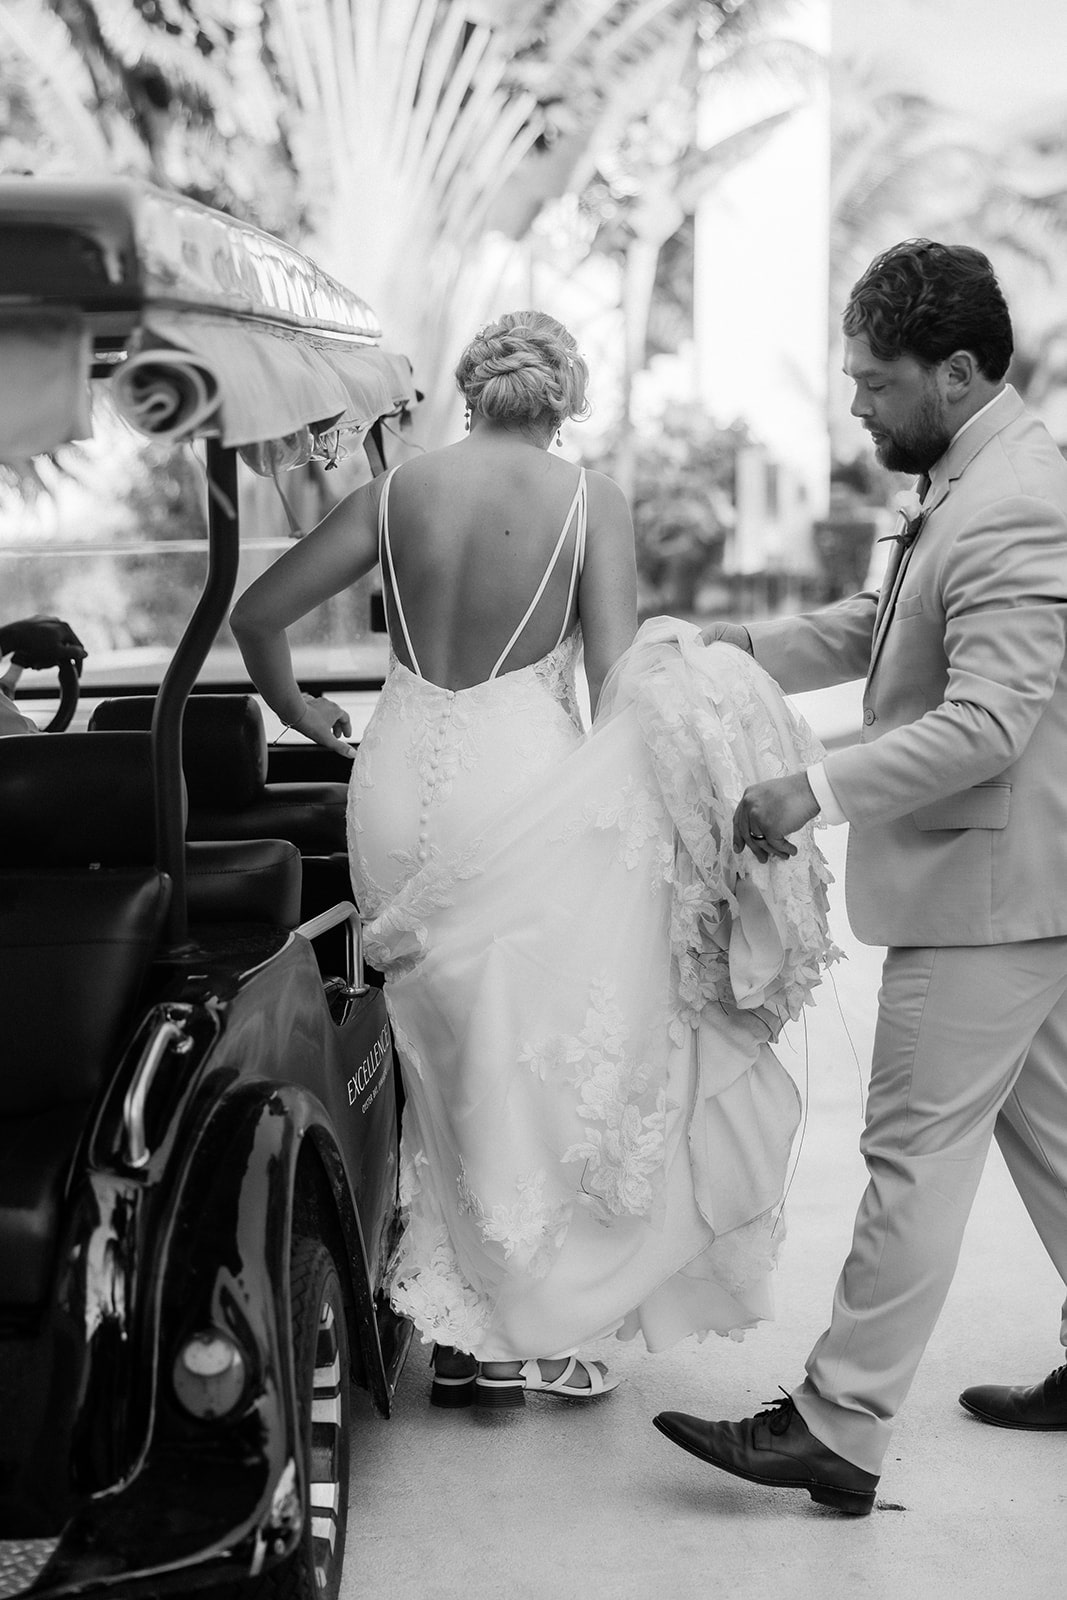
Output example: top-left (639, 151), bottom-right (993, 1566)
top-left (654, 239), bottom-right (1067, 1514)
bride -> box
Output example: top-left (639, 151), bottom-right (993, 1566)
top-left (231, 310), bottom-right (839, 1409)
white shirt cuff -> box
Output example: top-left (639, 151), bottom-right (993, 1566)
top-left (807, 761), bottom-right (847, 825)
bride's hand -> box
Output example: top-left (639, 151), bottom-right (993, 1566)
top-left (291, 692), bottom-right (356, 759)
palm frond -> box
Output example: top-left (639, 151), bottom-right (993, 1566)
top-left (0, 2), bottom-right (112, 168)
top-left (676, 104), bottom-right (796, 208)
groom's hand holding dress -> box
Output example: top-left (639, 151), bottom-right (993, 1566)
top-left (699, 620), bottom-right (752, 652)
top-left (700, 619), bottom-right (821, 859)
top-left (732, 772), bottom-right (818, 862)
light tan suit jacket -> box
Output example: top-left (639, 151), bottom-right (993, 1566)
top-left (748, 386), bottom-right (1067, 946)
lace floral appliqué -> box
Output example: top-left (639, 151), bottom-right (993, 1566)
top-left (457, 1164), bottom-right (571, 1277)
top-left (530, 630), bottom-right (584, 731)
top-left (520, 977), bottom-right (667, 1221)
top-left (605, 623), bottom-right (843, 1031)
top-left (360, 835), bottom-right (486, 975)
top-left (386, 1148), bottom-right (491, 1353)
top-left (554, 776), bottom-right (675, 890)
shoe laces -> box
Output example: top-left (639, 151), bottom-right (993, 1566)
top-left (755, 1389), bottom-right (798, 1437)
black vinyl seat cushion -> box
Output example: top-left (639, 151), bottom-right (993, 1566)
top-left (89, 694), bottom-right (268, 807)
top-left (0, 1106), bottom-right (88, 1309)
top-left (90, 694), bottom-right (349, 854)
top-left (0, 870), bottom-right (172, 1116)
top-left (18, 720), bottom-right (307, 926)
top-left (0, 731), bottom-right (162, 867)
top-left (0, 868), bottom-right (171, 1313)
top-left (186, 837), bottom-right (302, 927)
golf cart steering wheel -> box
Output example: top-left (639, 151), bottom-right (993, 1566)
top-left (46, 658), bottom-right (81, 731)
top-left (0, 657), bottom-right (81, 732)
top-left (0, 615), bottom-right (86, 733)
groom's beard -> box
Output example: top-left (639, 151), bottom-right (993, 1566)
top-left (872, 388), bottom-right (952, 475)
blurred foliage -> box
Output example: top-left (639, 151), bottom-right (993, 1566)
top-left (118, 439), bottom-right (207, 646)
top-left (0, 0), bottom-right (304, 234)
top-left (121, 438), bottom-right (206, 545)
top-left (115, 439), bottom-right (371, 652)
top-left (812, 482), bottom-right (878, 601)
top-left (570, 12), bottom-right (813, 496)
top-left (589, 405), bottom-right (749, 616)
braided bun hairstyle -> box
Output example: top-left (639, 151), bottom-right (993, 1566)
top-left (455, 310), bottom-right (590, 429)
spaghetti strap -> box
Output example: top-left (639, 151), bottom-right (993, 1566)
top-left (491, 469), bottom-right (587, 679)
top-left (553, 471), bottom-right (587, 651)
top-left (378, 467), bottom-right (422, 678)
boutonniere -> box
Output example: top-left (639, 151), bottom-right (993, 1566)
top-left (878, 488), bottom-right (927, 551)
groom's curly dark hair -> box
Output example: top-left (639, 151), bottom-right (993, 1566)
top-left (843, 239), bottom-right (1013, 381)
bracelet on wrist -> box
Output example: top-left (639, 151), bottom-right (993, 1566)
top-left (276, 691), bottom-right (313, 740)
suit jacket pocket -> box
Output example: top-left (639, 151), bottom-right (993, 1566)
top-left (911, 781), bottom-right (1011, 831)
top-left (894, 592), bottom-right (923, 619)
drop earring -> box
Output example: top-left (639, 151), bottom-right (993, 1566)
top-left (464, 406), bottom-right (471, 432)
top-left (556, 428), bottom-right (562, 448)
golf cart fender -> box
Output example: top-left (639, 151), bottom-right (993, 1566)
top-left (24, 1090), bottom-right (369, 1598)
top-left (156, 1080), bottom-right (390, 1449)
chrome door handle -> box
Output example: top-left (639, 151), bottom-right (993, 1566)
top-left (123, 1010), bottom-right (190, 1169)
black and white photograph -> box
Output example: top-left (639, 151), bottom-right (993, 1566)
top-left (1, 3), bottom-right (1066, 1597)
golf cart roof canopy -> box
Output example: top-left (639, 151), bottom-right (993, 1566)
top-left (0, 177), bottom-right (415, 467)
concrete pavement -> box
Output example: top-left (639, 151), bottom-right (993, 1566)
top-left (341, 704), bottom-right (1067, 1600)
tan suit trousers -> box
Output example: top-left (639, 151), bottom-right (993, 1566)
top-left (793, 936), bottom-right (1067, 1475)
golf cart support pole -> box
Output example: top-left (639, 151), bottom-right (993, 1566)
top-left (152, 438), bottom-right (241, 951)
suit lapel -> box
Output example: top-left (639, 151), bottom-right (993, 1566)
top-left (870, 539), bottom-right (915, 673)
top-left (869, 480), bottom-right (947, 669)
top-left (872, 537), bottom-right (909, 639)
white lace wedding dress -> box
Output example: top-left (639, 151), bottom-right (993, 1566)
top-left (347, 467), bottom-right (839, 1362)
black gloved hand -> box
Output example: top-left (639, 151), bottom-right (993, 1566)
top-left (0, 616), bottom-right (87, 675)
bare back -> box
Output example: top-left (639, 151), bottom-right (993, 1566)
top-left (379, 437), bottom-right (610, 692)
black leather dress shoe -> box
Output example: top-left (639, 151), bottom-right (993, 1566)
top-left (959, 1360), bottom-right (1067, 1429)
top-left (653, 1395), bottom-right (878, 1516)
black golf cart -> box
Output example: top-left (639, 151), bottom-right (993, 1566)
top-left (0, 179), bottom-right (416, 1598)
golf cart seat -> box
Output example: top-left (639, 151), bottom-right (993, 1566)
top-left (91, 693), bottom-right (353, 965)
top-left (0, 732), bottom-right (170, 1313)
top-left (0, 731), bottom-right (301, 1313)
top-left (89, 693), bottom-right (349, 853)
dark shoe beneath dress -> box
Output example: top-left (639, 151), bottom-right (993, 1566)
top-left (429, 1345), bottom-right (478, 1408)
top-left (959, 1360), bottom-right (1067, 1430)
top-left (653, 1394), bottom-right (879, 1517)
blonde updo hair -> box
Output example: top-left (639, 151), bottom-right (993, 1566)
top-left (455, 310), bottom-right (590, 428)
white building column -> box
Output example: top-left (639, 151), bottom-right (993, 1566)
top-left (694, 0), bottom-right (831, 575)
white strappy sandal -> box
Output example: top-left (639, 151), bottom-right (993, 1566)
top-left (473, 1354), bottom-right (620, 1409)
top-left (519, 1355), bottom-right (621, 1400)
top-left (473, 1350), bottom-right (620, 1414)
